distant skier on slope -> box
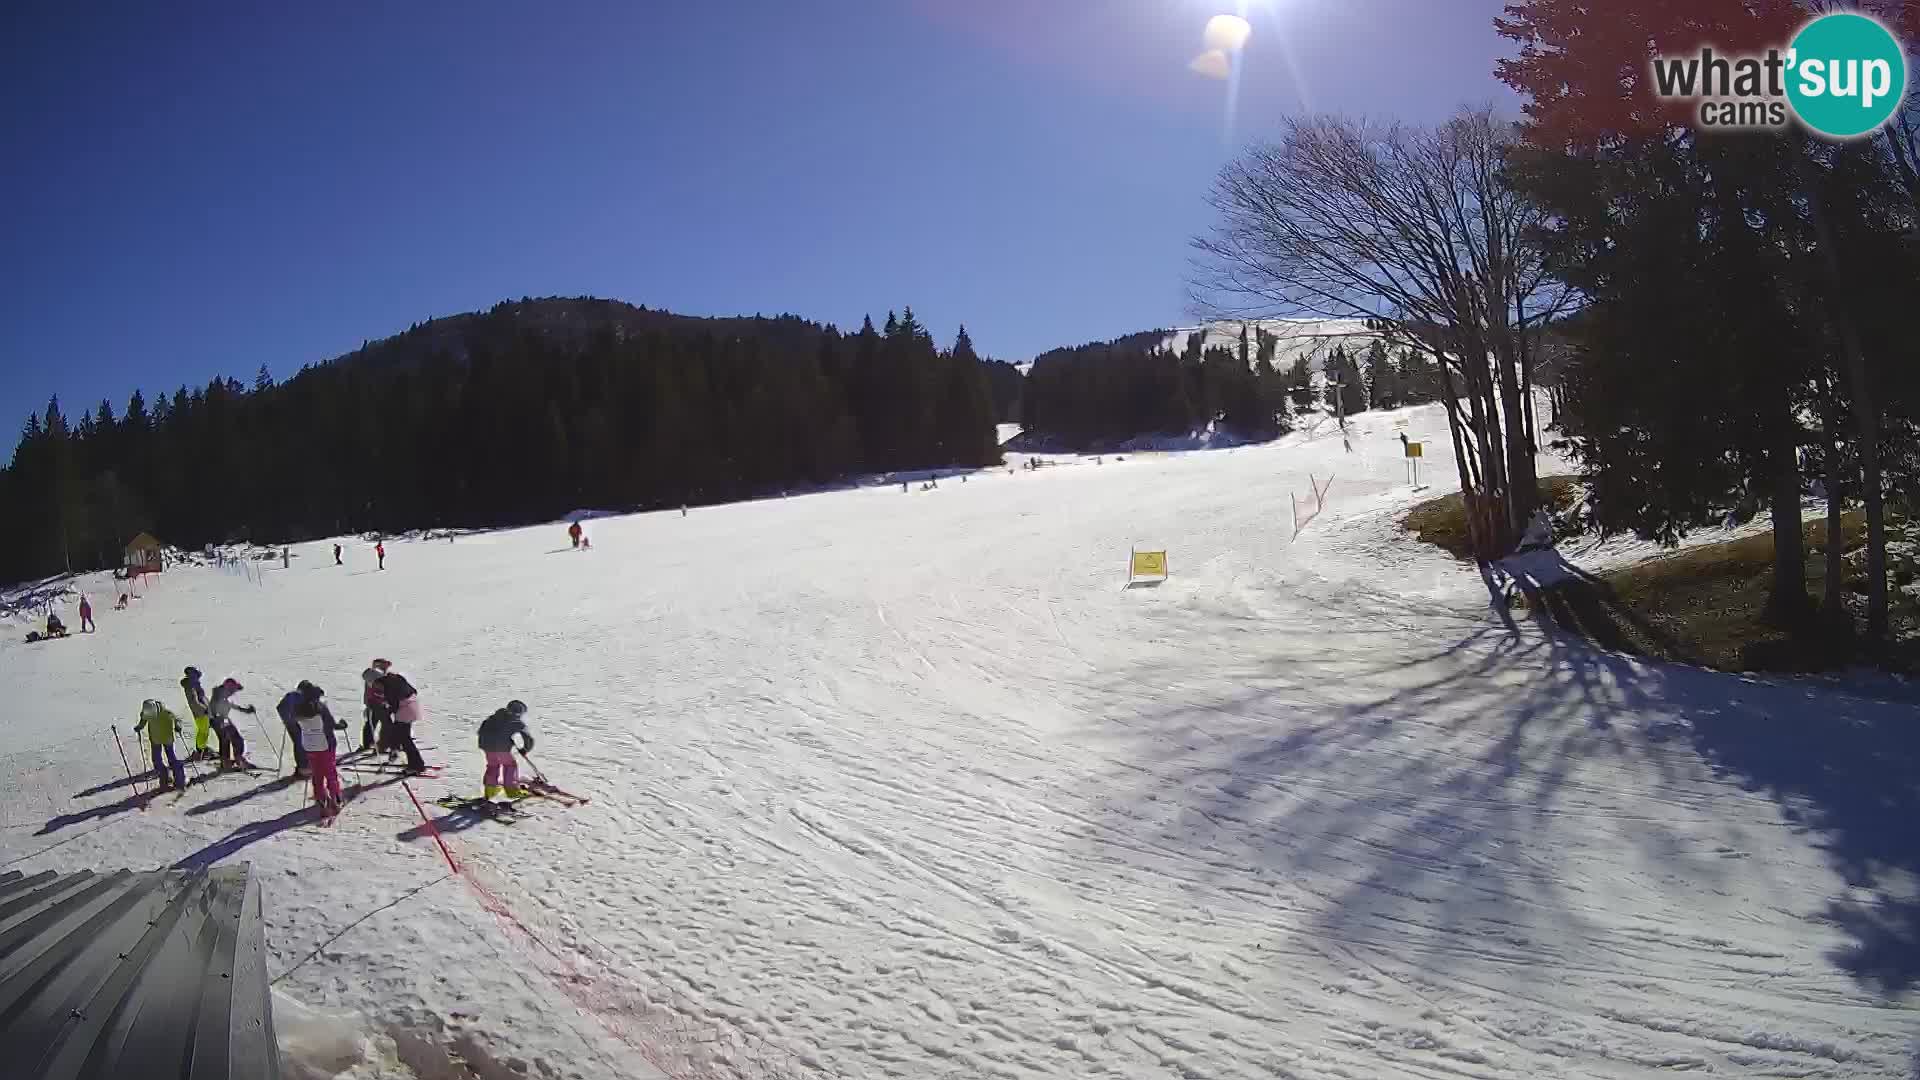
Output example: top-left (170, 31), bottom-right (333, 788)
top-left (477, 699), bottom-right (534, 800)
top-left (372, 660), bottom-right (427, 772)
top-left (375, 541), bottom-right (386, 570)
top-left (182, 666), bottom-right (213, 760)
top-left (290, 683), bottom-right (347, 817)
top-left (208, 677), bottom-right (259, 770)
top-left (78, 595), bottom-right (94, 633)
top-left (334, 543), bottom-right (343, 566)
top-left (361, 664), bottom-right (389, 753)
top-left (568, 521), bottom-right (582, 549)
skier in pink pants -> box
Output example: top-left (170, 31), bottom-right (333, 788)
top-left (477, 700), bottom-right (532, 801)
top-left (291, 682), bottom-right (347, 816)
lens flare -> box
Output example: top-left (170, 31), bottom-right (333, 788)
top-left (1189, 49), bottom-right (1232, 80)
top-left (1204, 14), bottom-right (1253, 53)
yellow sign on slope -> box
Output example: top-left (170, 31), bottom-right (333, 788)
top-left (1130, 550), bottom-right (1168, 579)
top-left (1405, 441), bottom-right (1424, 458)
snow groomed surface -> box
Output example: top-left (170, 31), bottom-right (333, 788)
top-left (1, 402), bottom-right (1915, 1078)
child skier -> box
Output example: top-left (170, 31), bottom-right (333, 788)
top-left (375, 541), bottom-right (386, 570)
top-left (78, 595), bottom-right (94, 633)
top-left (181, 666), bottom-right (213, 761)
top-left (275, 686), bottom-right (312, 777)
top-left (477, 700), bottom-right (533, 800)
top-left (568, 521), bottom-right (582, 549)
top-left (361, 664), bottom-right (389, 753)
top-left (208, 677), bottom-right (258, 770)
top-left (372, 660), bottom-right (427, 772)
top-left (334, 543), bottom-right (342, 566)
top-left (290, 683), bottom-right (347, 816)
top-left (133, 699), bottom-right (188, 791)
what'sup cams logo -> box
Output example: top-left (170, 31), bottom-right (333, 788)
top-left (1651, 12), bottom-right (1908, 138)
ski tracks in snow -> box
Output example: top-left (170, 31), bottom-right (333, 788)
top-left (3, 405), bottom-right (1916, 1077)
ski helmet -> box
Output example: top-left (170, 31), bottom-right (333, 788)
top-left (141, 699), bottom-right (163, 719)
top-left (506, 699), bottom-right (528, 716)
top-left (371, 658), bottom-right (392, 671)
top-left (184, 666), bottom-right (200, 679)
top-left (297, 680), bottom-right (322, 700)
top-left (222, 678), bottom-right (241, 691)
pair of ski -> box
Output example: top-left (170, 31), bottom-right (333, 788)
top-left (434, 791), bottom-right (533, 823)
top-left (339, 761), bottom-right (443, 777)
top-left (432, 778), bottom-right (588, 823)
top-left (341, 744), bottom-right (438, 757)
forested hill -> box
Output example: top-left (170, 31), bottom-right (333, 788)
top-left (0, 298), bottom-right (1012, 581)
top-left (336, 297), bottom-right (832, 373)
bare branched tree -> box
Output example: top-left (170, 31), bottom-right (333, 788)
top-left (1190, 107), bottom-right (1573, 557)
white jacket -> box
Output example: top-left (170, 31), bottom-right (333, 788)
top-left (295, 704), bottom-right (341, 753)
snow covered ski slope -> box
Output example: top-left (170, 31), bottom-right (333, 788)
top-left (2, 402), bottom-right (1916, 1078)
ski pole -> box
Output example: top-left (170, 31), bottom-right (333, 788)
top-left (245, 703), bottom-right (279, 769)
top-left (516, 749), bottom-right (546, 783)
top-left (111, 724), bottom-right (143, 798)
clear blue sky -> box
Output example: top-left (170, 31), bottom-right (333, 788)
top-left (0, 0), bottom-right (1518, 434)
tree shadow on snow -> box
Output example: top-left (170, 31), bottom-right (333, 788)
top-left (1505, 553), bottom-right (1920, 994)
top-left (1083, 576), bottom-right (1920, 1011)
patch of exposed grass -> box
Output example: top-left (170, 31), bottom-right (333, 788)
top-left (1400, 479), bottom-right (1920, 672)
top-left (1525, 514), bottom-right (1869, 673)
top-left (1401, 475), bottom-right (1581, 561)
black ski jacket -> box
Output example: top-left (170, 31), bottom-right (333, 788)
top-left (477, 707), bottom-right (532, 753)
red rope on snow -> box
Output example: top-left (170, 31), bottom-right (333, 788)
top-left (397, 780), bottom-right (802, 1077)
top-left (401, 780), bottom-right (459, 873)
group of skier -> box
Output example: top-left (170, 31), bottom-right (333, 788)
top-left (129, 657), bottom-right (540, 820)
top-left (331, 541), bottom-right (387, 569)
top-left (359, 659), bottom-right (427, 772)
top-left (132, 660), bottom-right (432, 816)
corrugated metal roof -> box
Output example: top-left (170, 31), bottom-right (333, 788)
top-left (0, 865), bottom-right (279, 1080)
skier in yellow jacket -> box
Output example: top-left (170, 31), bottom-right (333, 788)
top-left (133, 699), bottom-right (188, 790)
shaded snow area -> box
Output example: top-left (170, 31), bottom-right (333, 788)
top-left (3, 401), bottom-right (1917, 1078)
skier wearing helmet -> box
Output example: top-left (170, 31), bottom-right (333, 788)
top-left (372, 660), bottom-right (427, 773)
top-left (361, 664), bottom-right (390, 754)
top-left (207, 677), bottom-right (258, 770)
top-left (477, 699), bottom-right (534, 800)
top-left (277, 681), bottom-right (320, 778)
top-left (290, 683), bottom-right (348, 817)
top-left (133, 699), bottom-right (188, 791)
top-left (181, 667), bottom-right (212, 761)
